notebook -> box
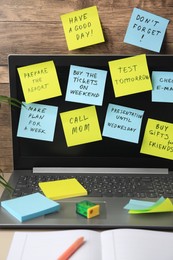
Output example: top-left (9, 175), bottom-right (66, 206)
top-left (7, 229), bottom-right (173, 260)
top-left (1, 54), bottom-right (173, 229)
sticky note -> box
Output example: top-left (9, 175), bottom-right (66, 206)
top-left (17, 102), bottom-right (58, 142)
top-left (102, 104), bottom-right (144, 143)
top-left (152, 71), bottom-right (173, 103)
top-left (140, 118), bottom-right (173, 160)
top-left (124, 197), bottom-right (173, 214)
top-left (17, 60), bottom-right (62, 103)
top-left (60, 106), bottom-right (102, 147)
top-left (65, 65), bottom-right (107, 106)
top-left (1, 193), bottom-right (60, 222)
top-left (60, 6), bottom-right (105, 50)
top-left (124, 198), bottom-right (159, 211)
top-left (108, 54), bottom-right (152, 97)
top-left (124, 8), bottom-right (169, 52)
top-left (39, 178), bottom-right (87, 200)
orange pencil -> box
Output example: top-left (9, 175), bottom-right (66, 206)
top-left (57, 236), bottom-right (85, 260)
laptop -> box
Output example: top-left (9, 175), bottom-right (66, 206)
top-left (1, 54), bottom-right (173, 229)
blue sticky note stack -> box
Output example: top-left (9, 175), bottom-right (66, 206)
top-left (1, 192), bottom-right (60, 222)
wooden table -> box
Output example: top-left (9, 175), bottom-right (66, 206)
top-left (0, 2), bottom-right (173, 258)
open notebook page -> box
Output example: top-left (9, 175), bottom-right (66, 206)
top-left (7, 230), bottom-right (101, 260)
top-left (101, 229), bottom-right (173, 260)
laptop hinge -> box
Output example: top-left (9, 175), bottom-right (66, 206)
top-left (33, 167), bottom-right (169, 174)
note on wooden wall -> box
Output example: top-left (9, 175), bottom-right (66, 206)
top-left (124, 8), bottom-right (169, 52)
top-left (61, 6), bottom-right (105, 50)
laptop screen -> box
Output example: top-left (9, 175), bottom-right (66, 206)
top-left (8, 54), bottom-right (173, 170)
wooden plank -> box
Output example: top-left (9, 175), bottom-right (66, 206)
top-left (0, 116), bottom-right (11, 129)
top-left (0, 2), bottom-right (75, 22)
top-left (0, 148), bottom-right (12, 157)
top-left (1, 20), bottom-right (173, 65)
top-left (0, 139), bottom-right (13, 171)
top-left (0, 0), bottom-right (173, 23)
top-left (0, 136), bottom-right (13, 173)
top-left (0, 3), bottom-right (173, 64)
top-left (0, 66), bottom-right (9, 84)
top-left (0, 83), bottom-right (10, 95)
top-left (0, 82), bottom-right (12, 173)
top-left (0, 22), bottom-right (68, 65)
top-left (0, 162), bottom-right (13, 173)
top-left (0, 140), bottom-right (12, 149)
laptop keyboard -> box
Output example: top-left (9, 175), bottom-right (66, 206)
top-left (12, 174), bottom-right (173, 199)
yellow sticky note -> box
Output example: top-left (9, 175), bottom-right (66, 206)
top-left (61, 6), bottom-right (105, 50)
top-left (149, 198), bottom-right (173, 213)
top-left (140, 118), bottom-right (173, 160)
top-left (17, 61), bottom-right (62, 103)
top-left (60, 106), bottom-right (102, 147)
top-left (108, 54), bottom-right (152, 97)
top-left (39, 178), bottom-right (87, 200)
top-left (129, 198), bottom-right (173, 214)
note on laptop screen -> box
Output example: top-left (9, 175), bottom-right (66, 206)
top-left (8, 55), bottom-right (173, 170)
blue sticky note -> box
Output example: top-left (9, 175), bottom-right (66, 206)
top-left (124, 199), bottom-right (155, 210)
top-left (65, 65), bottom-right (107, 106)
top-left (102, 104), bottom-right (144, 143)
top-left (124, 8), bottom-right (169, 52)
top-left (124, 197), bottom-right (165, 210)
top-left (1, 193), bottom-right (60, 222)
top-left (17, 102), bottom-right (58, 142)
top-left (152, 71), bottom-right (173, 103)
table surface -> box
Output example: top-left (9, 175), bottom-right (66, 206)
top-left (0, 173), bottom-right (14, 260)
top-left (0, 174), bottom-right (48, 260)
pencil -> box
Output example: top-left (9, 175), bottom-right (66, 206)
top-left (57, 236), bottom-right (85, 260)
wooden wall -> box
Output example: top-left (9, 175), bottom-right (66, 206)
top-left (0, 0), bottom-right (173, 173)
